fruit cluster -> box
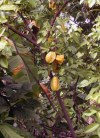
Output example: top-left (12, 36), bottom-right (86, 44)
top-left (45, 51), bottom-right (64, 92)
top-left (45, 51), bottom-right (64, 65)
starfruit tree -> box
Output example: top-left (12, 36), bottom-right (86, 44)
top-left (0, 0), bottom-right (100, 138)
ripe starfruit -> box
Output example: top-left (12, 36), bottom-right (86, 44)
top-left (45, 51), bottom-right (56, 63)
top-left (50, 76), bottom-right (60, 91)
top-left (56, 55), bottom-right (64, 64)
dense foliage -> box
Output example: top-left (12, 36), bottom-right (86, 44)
top-left (0, 0), bottom-right (100, 137)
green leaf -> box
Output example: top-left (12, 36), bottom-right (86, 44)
top-left (97, 0), bottom-right (100, 4)
top-left (0, 27), bottom-right (6, 37)
top-left (0, 38), bottom-right (7, 51)
top-left (96, 112), bottom-right (100, 123)
top-left (97, 127), bottom-right (100, 138)
top-left (78, 80), bottom-right (89, 87)
top-left (14, 0), bottom-right (22, 4)
top-left (83, 109), bottom-right (97, 117)
top-left (20, 54), bottom-right (39, 82)
top-left (86, 86), bottom-right (100, 100)
top-left (9, 55), bottom-right (28, 82)
top-left (77, 52), bottom-right (84, 58)
top-left (0, 11), bottom-right (7, 23)
top-left (89, 135), bottom-right (99, 138)
top-left (32, 84), bottom-right (41, 97)
top-left (0, 0), bottom-right (3, 5)
top-left (13, 71), bottom-right (25, 80)
top-left (0, 56), bottom-right (8, 68)
top-left (9, 45), bottom-right (38, 83)
top-left (29, 0), bottom-right (37, 7)
top-left (0, 124), bottom-right (24, 138)
top-left (0, 4), bottom-right (18, 11)
top-left (78, 77), bottom-right (99, 88)
top-left (2, 45), bottom-right (12, 58)
top-left (90, 93), bottom-right (100, 101)
top-left (91, 52), bottom-right (97, 59)
top-left (85, 123), bottom-right (100, 133)
top-left (37, 37), bottom-right (43, 44)
top-left (88, 0), bottom-right (96, 8)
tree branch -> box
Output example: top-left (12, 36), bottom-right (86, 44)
top-left (4, 23), bottom-right (39, 47)
top-left (18, 12), bottom-right (37, 41)
top-left (39, 83), bottom-right (57, 112)
top-left (47, 0), bottom-right (69, 38)
top-left (73, 76), bottom-right (81, 122)
top-left (56, 91), bottom-right (76, 138)
top-left (50, 1), bottom-right (69, 26)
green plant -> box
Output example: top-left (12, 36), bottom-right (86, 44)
top-left (0, 0), bottom-right (100, 137)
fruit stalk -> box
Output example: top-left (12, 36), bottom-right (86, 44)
top-left (56, 91), bottom-right (76, 138)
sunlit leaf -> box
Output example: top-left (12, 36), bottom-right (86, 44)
top-left (0, 38), bottom-right (7, 51)
top-left (0, 11), bottom-right (7, 23)
top-left (78, 80), bottom-right (89, 87)
top-left (85, 123), bottom-right (100, 133)
top-left (0, 4), bottom-right (18, 11)
top-left (83, 109), bottom-right (97, 117)
top-left (88, 0), bottom-right (96, 8)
